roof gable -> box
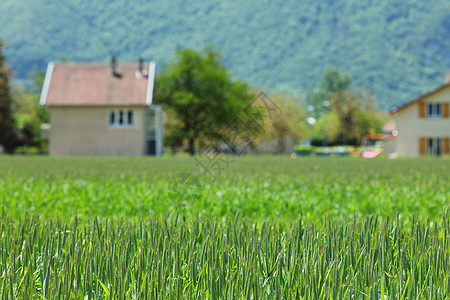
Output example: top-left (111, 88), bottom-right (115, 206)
top-left (40, 61), bottom-right (156, 106)
top-left (391, 81), bottom-right (450, 115)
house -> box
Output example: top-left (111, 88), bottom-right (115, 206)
top-left (391, 75), bottom-right (450, 157)
top-left (39, 58), bottom-right (164, 156)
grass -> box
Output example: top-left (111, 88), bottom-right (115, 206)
top-left (1, 212), bottom-right (449, 298)
top-left (0, 156), bottom-right (448, 222)
top-left (0, 155), bottom-right (449, 298)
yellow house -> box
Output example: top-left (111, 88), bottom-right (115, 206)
top-left (391, 79), bottom-right (450, 157)
top-left (39, 59), bottom-right (164, 156)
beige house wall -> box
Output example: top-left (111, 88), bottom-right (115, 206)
top-left (395, 88), bottom-right (450, 156)
top-left (49, 106), bottom-right (146, 156)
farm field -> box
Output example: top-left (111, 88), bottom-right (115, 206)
top-left (0, 156), bottom-right (449, 298)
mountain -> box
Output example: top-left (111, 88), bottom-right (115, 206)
top-left (1, 0), bottom-right (449, 110)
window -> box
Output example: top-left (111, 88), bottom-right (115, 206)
top-left (427, 138), bottom-right (442, 156)
top-left (146, 109), bottom-right (156, 139)
top-left (427, 103), bottom-right (441, 118)
top-left (119, 110), bottom-right (124, 124)
top-left (127, 110), bottom-right (133, 125)
top-left (109, 110), bottom-right (133, 127)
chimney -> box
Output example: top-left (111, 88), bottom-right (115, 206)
top-left (445, 71), bottom-right (450, 84)
top-left (136, 57), bottom-right (148, 78)
top-left (139, 57), bottom-right (144, 74)
top-left (110, 56), bottom-right (118, 77)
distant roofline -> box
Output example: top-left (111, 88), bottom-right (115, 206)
top-left (40, 60), bottom-right (157, 107)
top-left (146, 61), bottom-right (156, 105)
top-left (391, 81), bottom-right (450, 115)
top-left (42, 104), bottom-right (148, 107)
top-left (39, 62), bottom-right (54, 105)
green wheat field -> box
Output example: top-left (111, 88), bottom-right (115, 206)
top-left (0, 156), bottom-right (449, 299)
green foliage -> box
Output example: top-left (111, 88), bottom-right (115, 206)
top-left (15, 145), bottom-right (40, 155)
top-left (353, 110), bottom-right (384, 135)
top-left (311, 111), bottom-right (341, 144)
top-left (308, 70), bottom-right (386, 146)
top-left (163, 109), bottom-right (186, 154)
top-left (307, 69), bottom-right (352, 119)
top-left (320, 69), bottom-right (352, 94)
top-left (0, 40), bottom-right (16, 153)
top-left (263, 93), bottom-right (308, 153)
top-left (12, 69), bottom-right (48, 153)
top-left (1, 0), bottom-right (450, 110)
top-left (328, 90), bottom-right (386, 145)
top-left (294, 144), bottom-right (314, 151)
top-left (156, 46), bottom-right (258, 154)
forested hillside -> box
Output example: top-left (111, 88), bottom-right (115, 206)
top-left (0, 0), bottom-right (449, 109)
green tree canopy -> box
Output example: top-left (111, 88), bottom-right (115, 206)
top-left (330, 87), bottom-right (386, 144)
top-left (156, 47), bottom-right (258, 155)
top-left (319, 89), bottom-right (385, 145)
top-left (12, 68), bottom-right (48, 153)
top-left (306, 68), bottom-right (352, 119)
top-left (263, 93), bottom-right (308, 154)
top-left (0, 40), bottom-right (16, 153)
top-left (309, 70), bottom-right (386, 146)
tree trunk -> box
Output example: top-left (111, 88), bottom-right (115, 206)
top-left (188, 137), bottom-right (195, 156)
top-left (278, 139), bottom-right (285, 154)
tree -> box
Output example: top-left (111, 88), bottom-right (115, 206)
top-left (329, 91), bottom-right (363, 145)
top-left (12, 69), bottom-right (49, 152)
top-left (306, 68), bottom-right (352, 119)
top-left (311, 111), bottom-right (341, 145)
top-left (328, 89), bottom-right (385, 145)
top-left (0, 40), bottom-right (16, 153)
top-left (263, 93), bottom-right (308, 154)
top-left (163, 109), bottom-right (186, 155)
top-left (156, 46), bottom-right (258, 155)
top-left (309, 70), bottom-right (385, 146)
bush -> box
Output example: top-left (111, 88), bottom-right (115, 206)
top-left (15, 146), bottom-right (41, 155)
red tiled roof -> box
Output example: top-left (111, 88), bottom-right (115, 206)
top-left (42, 62), bottom-right (154, 106)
